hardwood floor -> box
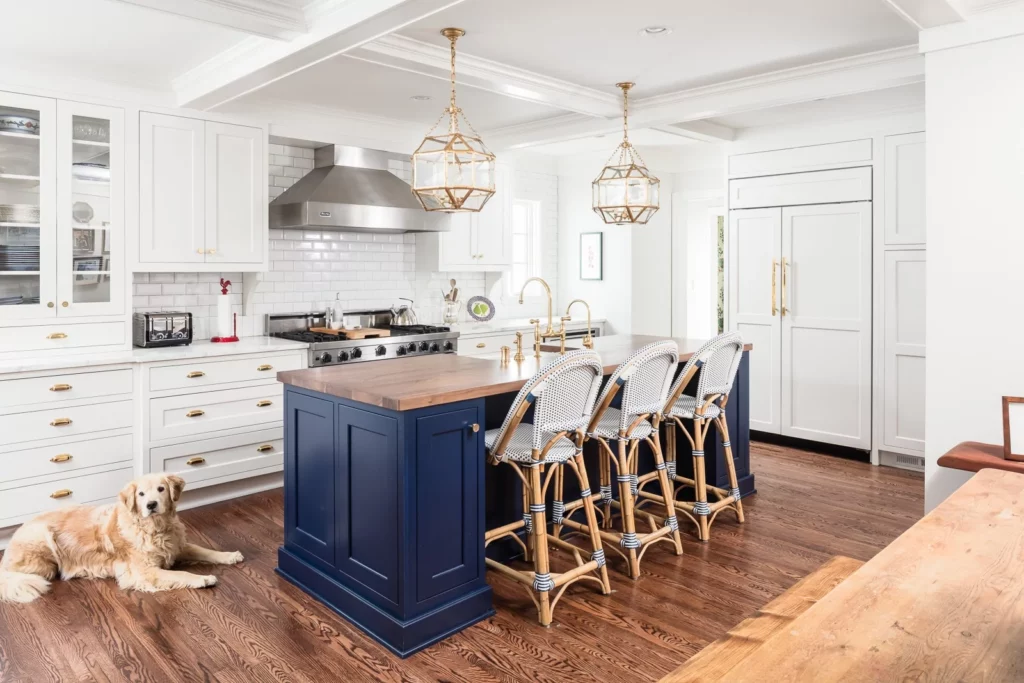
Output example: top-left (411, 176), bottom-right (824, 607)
top-left (0, 443), bottom-right (923, 683)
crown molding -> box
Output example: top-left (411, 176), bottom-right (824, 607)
top-left (110, 0), bottom-right (306, 40)
top-left (920, 0), bottom-right (1024, 51)
top-left (880, 0), bottom-right (964, 30)
top-left (486, 45), bottom-right (924, 150)
top-left (353, 34), bottom-right (620, 117)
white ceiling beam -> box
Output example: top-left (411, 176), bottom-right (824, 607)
top-left (110, 0), bottom-right (306, 40)
top-left (879, 0), bottom-right (965, 30)
top-left (173, 0), bottom-right (470, 110)
top-left (658, 121), bottom-right (736, 143)
top-left (351, 34), bottom-right (621, 118)
top-left (486, 46), bottom-right (924, 150)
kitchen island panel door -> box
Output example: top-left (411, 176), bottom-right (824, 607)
top-left (414, 406), bottom-right (482, 604)
top-left (284, 390), bottom-right (336, 565)
top-left (336, 403), bottom-right (400, 605)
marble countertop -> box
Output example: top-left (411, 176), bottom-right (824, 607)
top-left (0, 337), bottom-right (309, 375)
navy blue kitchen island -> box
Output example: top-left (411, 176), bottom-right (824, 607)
top-left (276, 335), bottom-right (753, 657)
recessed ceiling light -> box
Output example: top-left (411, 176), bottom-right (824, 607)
top-left (639, 26), bottom-right (672, 37)
top-left (410, 95), bottom-right (432, 101)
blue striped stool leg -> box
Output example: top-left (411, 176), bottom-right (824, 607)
top-left (716, 414), bottom-right (745, 524)
top-left (571, 452), bottom-right (611, 595)
top-left (652, 428), bottom-right (683, 555)
top-left (616, 436), bottom-right (641, 579)
top-left (528, 464), bottom-right (553, 626)
top-left (692, 419), bottom-right (710, 542)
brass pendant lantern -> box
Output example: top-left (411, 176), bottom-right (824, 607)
top-left (592, 82), bottom-right (660, 225)
top-left (411, 28), bottom-right (496, 213)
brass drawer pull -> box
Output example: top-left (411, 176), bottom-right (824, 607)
top-left (476, 342), bottom-right (486, 348)
top-left (50, 417), bottom-right (72, 427)
top-left (257, 364), bottom-right (273, 372)
top-left (256, 444), bottom-right (275, 453)
top-left (185, 410), bottom-right (205, 418)
top-left (50, 454), bottom-right (73, 463)
top-left (47, 332), bottom-right (68, 340)
top-left (471, 423), bottom-right (480, 433)
top-left (186, 457), bottom-right (206, 466)
top-left (49, 383), bottom-right (72, 392)
top-left (256, 400), bottom-right (273, 408)
top-left (50, 489), bottom-right (72, 499)
top-left (186, 371), bottom-right (206, 379)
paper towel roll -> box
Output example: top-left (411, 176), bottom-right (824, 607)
top-left (216, 295), bottom-right (232, 338)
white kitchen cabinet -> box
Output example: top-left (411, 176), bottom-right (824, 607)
top-left (883, 250), bottom-right (926, 452)
top-left (729, 202), bottom-right (872, 450)
top-left (0, 91), bottom-right (126, 337)
top-left (884, 133), bottom-right (926, 245)
top-left (139, 113), bottom-right (266, 272)
top-left (416, 163), bottom-right (512, 272)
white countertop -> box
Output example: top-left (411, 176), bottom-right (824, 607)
top-left (0, 337), bottom-right (309, 375)
top-left (448, 317), bottom-right (606, 336)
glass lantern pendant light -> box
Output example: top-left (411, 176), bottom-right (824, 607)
top-left (592, 82), bottom-right (660, 225)
top-left (411, 28), bottom-right (496, 213)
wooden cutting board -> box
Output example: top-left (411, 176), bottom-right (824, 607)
top-left (310, 327), bottom-right (391, 339)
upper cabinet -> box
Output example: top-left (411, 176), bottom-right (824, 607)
top-left (138, 112), bottom-right (266, 272)
top-left (884, 132), bottom-right (925, 246)
top-left (416, 163), bottom-right (512, 272)
top-left (0, 91), bottom-right (125, 324)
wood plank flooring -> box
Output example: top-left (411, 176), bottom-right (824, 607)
top-left (0, 443), bottom-right (923, 683)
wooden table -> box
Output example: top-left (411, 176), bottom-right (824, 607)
top-left (717, 468), bottom-right (1024, 681)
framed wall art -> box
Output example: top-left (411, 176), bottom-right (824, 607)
top-left (580, 232), bottom-right (603, 281)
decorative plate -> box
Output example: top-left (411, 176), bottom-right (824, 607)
top-left (466, 295), bottom-right (495, 322)
top-left (72, 201), bottom-right (94, 225)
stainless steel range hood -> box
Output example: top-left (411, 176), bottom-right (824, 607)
top-left (269, 144), bottom-right (447, 233)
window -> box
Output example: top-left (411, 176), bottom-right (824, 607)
top-left (507, 199), bottom-right (542, 295)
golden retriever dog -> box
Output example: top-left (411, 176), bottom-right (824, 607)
top-left (0, 473), bottom-right (243, 603)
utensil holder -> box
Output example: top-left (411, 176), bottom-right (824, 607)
top-left (443, 299), bottom-right (461, 324)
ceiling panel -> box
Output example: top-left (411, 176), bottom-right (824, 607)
top-left (245, 55), bottom-right (566, 130)
top-left (703, 83), bottom-right (925, 129)
top-left (1, 0), bottom-right (249, 87)
top-left (400, 0), bottom-right (918, 97)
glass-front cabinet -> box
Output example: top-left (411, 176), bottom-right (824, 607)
top-left (0, 92), bottom-right (122, 321)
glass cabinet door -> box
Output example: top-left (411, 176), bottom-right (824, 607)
top-left (56, 101), bottom-right (123, 316)
top-left (0, 92), bottom-right (56, 319)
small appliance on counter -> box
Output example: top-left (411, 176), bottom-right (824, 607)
top-left (133, 312), bottom-right (193, 348)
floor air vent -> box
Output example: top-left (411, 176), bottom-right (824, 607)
top-left (881, 451), bottom-right (925, 472)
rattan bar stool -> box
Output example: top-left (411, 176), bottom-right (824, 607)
top-left (555, 340), bottom-right (683, 580)
top-left (637, 332), bottom-right (746, 541)
top-left (483, 349), bottom-right (611, 627)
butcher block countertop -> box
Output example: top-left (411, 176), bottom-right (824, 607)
top-left (277, 334), bottom-right (753, 411)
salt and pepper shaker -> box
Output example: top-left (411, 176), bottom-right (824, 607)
top-left (500, 345), bottom-right (511, 365)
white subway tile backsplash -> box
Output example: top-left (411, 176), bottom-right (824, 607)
top-left (134, 146), bottom-right (559, 336)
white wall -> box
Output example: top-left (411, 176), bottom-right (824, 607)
top-left (923, 31), bottom-right (1024, 510)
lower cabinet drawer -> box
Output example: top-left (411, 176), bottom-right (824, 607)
top-left (0, 466), bottom-right (133, 527)
top-left (0, 321), bottom-right (126, 354)
top-left (0, 400), bottom-right (133, 446)
top-left (0, 368), bottom-right (133, 411)
top-left (148, 352), bottom-right (304, 392)
top-left (0, 434), bottom-right (133, 485)
top-left (459, 331), bottom-right (521, 356)
top-left (150, 428), bottom-right (283, 488)
top-left (149, 384), bottom-right (283, 442)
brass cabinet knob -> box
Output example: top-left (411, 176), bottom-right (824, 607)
top-left (49, 383), bottom-right (72, 392)
top-left (471, 423), bottom-right (480, 433)
top-left (476, 342), bottom-right (486, 348)
top-left (185, 409), bottom-right (205, 418)
top-left (208, 248), bottom-right (216, 254)
top-left (47, 332), bottom-right (67, 340)
top-left (47, 301), bottom-right (54, 308)
top-left (256, 400), bottom-right (273, 407)
top-left (50, 417), bottom-right (72, 427)
top-left (257, 364), bottom-right (273, 371)
top-left (256, 444), bottom-right (274, 453)
top-left (186, 371), bottom-right (205, 379)
top-left (61, 301), bottom-right (68, 308)
top-left (186, 457), bottom-right (206, 466)
top-left (196, 249), bottom-right (204, 255)
top-left (49, 489), bottom-right (72, 499)
top-left (50, 453), bottom-right (72, 463)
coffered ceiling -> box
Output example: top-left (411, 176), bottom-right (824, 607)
top-left (0, 0), bottom-right (982, 151)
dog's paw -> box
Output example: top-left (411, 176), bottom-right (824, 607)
top-left (199, 574), bottom-right (217, 588)
top-left (225, 551), bottom-right (244, 565)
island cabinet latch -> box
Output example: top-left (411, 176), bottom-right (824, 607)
top-left (469, 423), bottom-right (480, 433)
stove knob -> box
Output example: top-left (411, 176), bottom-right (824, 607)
top-left (408, 343), bottom-right (418, 353)
top-left (375, 345), bottom-right (387, 357)
top-left (429, 343), bottom-right (439, 353)
top-left (443, 341), bottom-right (453, 352)
top-left (338, 351), bottom-right (350, 362)
top-left (351, 347), bottom-right (362, 359)
top-left (317, 352), bottom-right (332, 364)
top-left (396, 346), bottom-right (407, 356)
top-left (419, 342), bottom-right (430, 352)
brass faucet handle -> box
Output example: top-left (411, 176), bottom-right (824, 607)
top-left (559, 315), bottom-right (571, 328)
top-left (513, 331), bottom-right (526, 362)
top-left (528, 318), bottom-right (540, 325)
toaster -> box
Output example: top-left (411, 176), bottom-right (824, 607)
top-left (133, 312), bottom-right (193, 348)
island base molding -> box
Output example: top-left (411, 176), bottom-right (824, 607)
top-left (277, 548), bottom-right (494, 657)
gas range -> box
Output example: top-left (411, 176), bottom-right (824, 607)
top-left (267, 312), bottom-right (459, 367)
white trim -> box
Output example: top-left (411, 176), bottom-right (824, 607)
top-left (657, 121), bottom-right (735, 143)
top-left (879, 0), bottom-right (964, 30)
top-left (109, 0), bottom-right (307, 40)
top-left (920, 1), bottom-right (1024, 51)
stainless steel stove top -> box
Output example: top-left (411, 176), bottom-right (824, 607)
top-left (267, 311), bottom-right (459, 367)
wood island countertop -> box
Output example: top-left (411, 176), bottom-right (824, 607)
top-left (277, 334), bottom-right (753, 411)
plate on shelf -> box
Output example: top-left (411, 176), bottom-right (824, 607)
top-left (0, 114), bottom-right (39, 136)
top-left (72, 201), bottom-right (94, 224)
top-left (466, 295), bottom-right (495, 322)
top-left (72, 162), bottom-right (109, 182)
top-left (0, 204), bottom-right (39, 224)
